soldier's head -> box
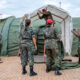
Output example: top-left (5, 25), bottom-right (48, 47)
top-left (25, 19), bottom-right (31, 27)
top-left (46, 19), bottom-right (53, 27)
top-left (42, 9), bottom-right (46, 12)
top-left (41, 8), bottom-right (47, 13)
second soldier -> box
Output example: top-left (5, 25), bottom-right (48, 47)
top-left (43, 19), bottom-right (62, 75)
top-left (20, 19), bottom-right (37, 76)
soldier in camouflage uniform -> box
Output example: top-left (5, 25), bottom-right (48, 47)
top-left (71, 28), bottom-right (80, 63)
top-left (44, 19), bottom-right (62, 75)
top-left (0, 33), bottom-right (2, 63)
top-left (20, 19), bottom-right (37, 76)
top-left (37, 9), bottom-right (53, 21)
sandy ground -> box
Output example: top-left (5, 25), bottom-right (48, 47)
top-left (0, 56), bottom-right (80, 80)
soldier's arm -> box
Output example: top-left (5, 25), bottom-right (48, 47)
top-left (46, 11), bottom-right (51, 15)
top-left (31, 28), bottom-right (37, 49)
top-left (54, 27), bottom-right (61, 41)
top-left (32, 38), bottom-right (37, 49)
top-left (19, 22), bottom-right (24, 39)
top-left (38, 14), bottom-right (44, 19)
top-left (75, 29), bottom-right (80, 37)
top-left (37, 11), bottom-right (44, 19)
top-left (71, 30), bottom-right (79, 37)
top-left (78, 32), bottom-right (80, 37)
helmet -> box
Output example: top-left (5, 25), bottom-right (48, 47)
top-left (42, 9), bottom-right (46, 12)
top-left (46, 19), bottom-right (53, 24)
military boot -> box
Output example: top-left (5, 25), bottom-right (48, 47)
top-left (55, 67), bottom-right (62, 75)
top-left (78, 57), bottom-right (80, 64)
top-left (30, 66), bottom-right (37, 76)
top-left (46, 66), bottom-right (51, 72)
top-left (22, 66), bottom-right (27, 74)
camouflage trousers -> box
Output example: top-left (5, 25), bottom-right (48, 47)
top-left (20, 44), bottom-right (35, 67)
top-left (45, 48), bottom-right (61, 70)
top-left (57, 41), bottom-right (64, 61)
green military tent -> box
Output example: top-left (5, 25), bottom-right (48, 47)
top-left (0, 16), bottom-right (62, 56)
top-left (0, 16), bottom-right (21, 56)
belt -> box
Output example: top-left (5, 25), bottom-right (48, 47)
top-left (22, 38), bottom-right (32, 40)
top-left (45, 37), bottom-right (55, 39)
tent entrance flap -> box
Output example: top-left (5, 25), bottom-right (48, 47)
top-left (37, 26), bottom-right (45, 54)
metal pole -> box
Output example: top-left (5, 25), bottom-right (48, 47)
top-left (59, 0), bottom-right (62, 8)
top-left (59, 2), bottom-right (61, 8)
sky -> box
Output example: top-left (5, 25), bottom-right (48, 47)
top-left (0, 0), bottom-right (80, 18)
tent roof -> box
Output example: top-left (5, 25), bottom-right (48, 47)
top-left (0, 14), bottom-right (13, 20)
top-left (30, 5), bottom-right (71, 23)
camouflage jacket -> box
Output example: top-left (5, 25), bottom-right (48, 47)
top-left (19, 23), bottom-right (35, 45)
top-left (39, 11), bottom-right (53, 21)
top-left (44, 26), bottom-right (61, 49)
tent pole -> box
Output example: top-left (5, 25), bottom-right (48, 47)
top-left (64, 20), bottom-right (66, 55)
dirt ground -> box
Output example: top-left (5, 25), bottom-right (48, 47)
top-left (0, 56), bottom-right (80, 80)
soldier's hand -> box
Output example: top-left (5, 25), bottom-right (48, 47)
top-left (35, 46), bottom-right (37, 50)
top-left (37, 11), bottom-right (40, 15)
top-left (17, 49), bottom-right (21, 56)
top-left (75, 28), bottom-right (78, 32)
top-left (71, 30), bottom-right (73, 33)
top-left (37, 12), bottom-right (39, 15)
top-left (37, 10), bottom-right (42, 15)
top-left (58, 37), bottom-right (62, 41)
top-left (59, 38), bottom-right (62, 41)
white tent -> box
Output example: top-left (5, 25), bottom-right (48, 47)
top-left (30, 5), bottom-right (73, 55)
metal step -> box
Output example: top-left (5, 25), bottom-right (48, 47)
top-left (34, 55), bottom-right (46, 63)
